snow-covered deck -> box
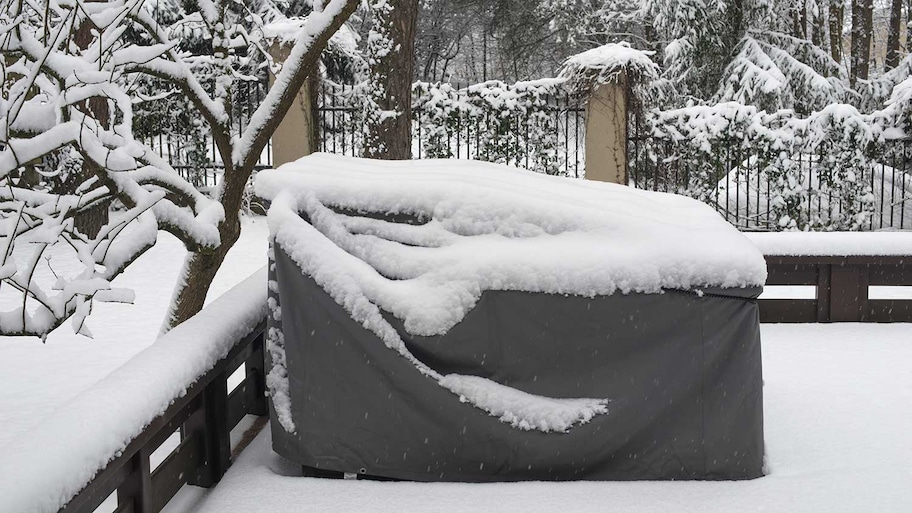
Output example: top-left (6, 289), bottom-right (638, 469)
top-left (176, 323), bottom-right (912, 513)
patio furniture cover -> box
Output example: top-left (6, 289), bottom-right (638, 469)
top-left (268, 245), bottom-right (764, 481)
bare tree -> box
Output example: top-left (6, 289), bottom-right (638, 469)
top-left (792, 1), bottom-right (808, 39)
top-left (907, 0), bottom-right (912, 53)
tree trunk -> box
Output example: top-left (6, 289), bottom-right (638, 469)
top-left (887, 0), bottom-right (904, 69)
top-left (812, 1), bottom-right (827, 49)
top-left (74, 11), bottom-right (109, 238)
top-left (163, 222), bottom-right (240, 331)
top-left (850, 0), bottom-right (873, 86)
top-left (907, 0), bottom-right (912, 54)
top-left (163, 159), bottom-right (248, 330)
top-left (159, 0), bottom-right (359, 332)
top-left (830, 0), bottom-right (845, 64)
top-left (793, 1), bottom-right (808, 39)
top-left (363, 0), bottom-right (420, 160)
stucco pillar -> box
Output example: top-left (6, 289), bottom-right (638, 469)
top-left (584, 73), bottom-right (627, 185)
top-left (269, 45), bottom-right (318, 167)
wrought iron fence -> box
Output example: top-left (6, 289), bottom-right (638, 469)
top-left (628, 129), bottom-right (912, 231)
top-left (317, 82), bottom-right (586, 177)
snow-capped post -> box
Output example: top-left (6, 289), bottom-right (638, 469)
top-left (265, 26), bottom-right (320, 167)
top-left (559, 43), bottom-right (659, 185)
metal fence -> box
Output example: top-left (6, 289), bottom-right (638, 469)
top-left (317, 83), bottom-right (586, 177)
top-left (628, 131), bottom-right (912, 231)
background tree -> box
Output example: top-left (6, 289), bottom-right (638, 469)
top-left (886, 0), bottom-right (904, 69)
top-left (850, 0), bottom-right (874, 86)
top-left (829, 0), bottom-right (845, 64)
top-left (363, 0), bottom-right (420, 160)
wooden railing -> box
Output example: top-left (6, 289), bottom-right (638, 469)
top-left (60, 320), bottom-right (268, 513)
top-left (760, 255), bottom-right (912, 322)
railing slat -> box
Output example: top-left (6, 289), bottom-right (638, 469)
top-left (59, 458), bottom-right (132, 513)
top-left (116, 448), bottom-right (152, 513)
top-left (188, 371), bottom-right (231, 488)
top-left (227, 375), bottom-right (258, 430)
top-left (150, 432), bottom-right (204, 513)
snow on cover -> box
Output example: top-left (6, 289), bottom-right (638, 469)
top-left (256, 153), bottom-right (765, 433)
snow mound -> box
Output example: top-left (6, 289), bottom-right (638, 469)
top-left (256, 154), bottom-right (765, 433)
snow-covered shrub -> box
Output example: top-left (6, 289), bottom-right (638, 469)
top-left (640, 102), bottom-right (890, 231)
top-left (319, 79), bottom-right (580, 176)
top-left (413, 79), bottom-right (568, 175)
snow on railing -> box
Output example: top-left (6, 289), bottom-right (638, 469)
top-left (0, 268), bottom-right (269, 513)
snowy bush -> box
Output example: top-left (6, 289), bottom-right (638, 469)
top-left (636, 102), bottom-right (906, 231)
top-left (412, 79), bottom-right (568, 175)
top-left (319, 78), bottom-right (580, 175)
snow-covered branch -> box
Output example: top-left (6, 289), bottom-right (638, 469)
top-left (0, 0), bottom-right (358, 337)
top-left (233, 0), bottom-right (359, 170)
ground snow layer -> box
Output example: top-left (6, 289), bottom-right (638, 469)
top-left (181, 324), bottom-right (912, 513)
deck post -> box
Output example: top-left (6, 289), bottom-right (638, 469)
top-left (189, 372), bottom-right (231, 487)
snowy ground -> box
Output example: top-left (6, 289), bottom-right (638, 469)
top-left (179, 324), bottom-right (912, 513)
top-left (0, 216), bottom-right (269, 449)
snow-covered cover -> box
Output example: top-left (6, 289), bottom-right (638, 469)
top-left (747, 232), bottom-right (912, 256)
top-left (0, 267), bottom-right (268, 513)
top-left (558, 42), bottom-right (659, 93)
top-left (256, 153), bottom-right (765, 433)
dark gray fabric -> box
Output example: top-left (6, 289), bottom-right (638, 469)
top-left (269, 244), bottom-right (764, 481)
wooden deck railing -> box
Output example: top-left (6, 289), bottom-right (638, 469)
top-left (760, 255), bottom-right (912, 323)
top-left (60, 320), bottom-right (268, 513)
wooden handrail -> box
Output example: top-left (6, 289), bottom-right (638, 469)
top-left (60, 320), bottom-right (268, 513)
top-left (760, 255), bottom-right (912, 323)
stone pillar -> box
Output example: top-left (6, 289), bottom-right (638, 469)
top-left (269, 45), bottom-right (318, 167)
top-left (584, 73), bottom-right (628, 185)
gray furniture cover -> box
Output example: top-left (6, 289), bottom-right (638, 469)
top-left (268, 243), bottom-right (765, 482)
